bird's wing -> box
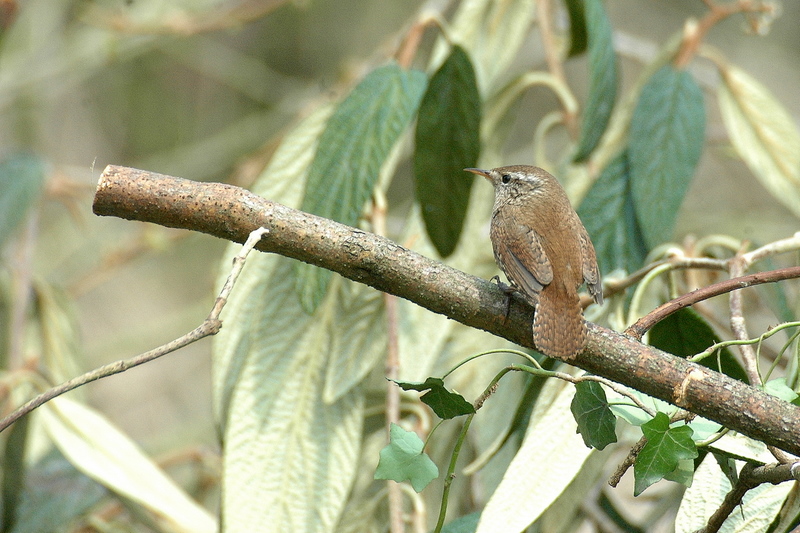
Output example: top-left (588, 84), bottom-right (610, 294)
top-left (579, 224), bottom-right (603, 305)
top-left (492, 223), bottom-right (553, 299)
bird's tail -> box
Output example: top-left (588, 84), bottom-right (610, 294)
top-left (532, 284), bottom-right (587, 359)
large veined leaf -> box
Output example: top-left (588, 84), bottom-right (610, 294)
top-left (577, 151), bottom-right (648, 274)
top-left (476, 380), bottom-right (594, 533)
top-left (39, 398), bottom-right (216, 533)
top-left (717, 62), bottom-right (800, 218)
top-left (628, 65), bottom-right (705, 248)
top-left (214, 105), bottom-right (385, 533)
top-left (414, 45), bottom-right (481, 258)
top-left (675, 452), bottom-right (792, 532)
top-left (573, 0), bottom-right (618, 162)
top-left (296, 63), bottom-right (427, 312)
top-left (0, 153), bottom-right (46, 250)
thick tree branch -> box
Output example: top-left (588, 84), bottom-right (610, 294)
top-left (92, 166), bottom-right (800, 456)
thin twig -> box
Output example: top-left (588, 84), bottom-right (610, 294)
top-left (0, 227), bottom-right (269, 434)
top-left (626, 266), bottom-right (800, 340)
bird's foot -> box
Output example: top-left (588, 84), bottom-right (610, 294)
top-left (490, 275), bottom-right (517, 321)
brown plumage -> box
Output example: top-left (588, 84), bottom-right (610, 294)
top-left (465, 165), bottom-right (602, 358)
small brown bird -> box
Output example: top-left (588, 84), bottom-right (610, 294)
top-left (465, 165), bottom-right (602, 358)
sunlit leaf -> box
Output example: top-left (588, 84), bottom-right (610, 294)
top-left (296, 63), bottom-right (427, 312)
top-left (634, 412), bottom-right (698, 496)
top-left (763, 377), bottom-right (798, 403)
top-left (717, 62), bottom-right (800, 218)
top-left (414, 45), bottom-right (481, 257)
top-left (578, 151), bottom-right (648, 274)
top-left (375, 424), bottom-right (438, 493)
top-left (573, 0), bottom-right (617, 162)
top-left (0, 153), bottom-right (46, 250)
top-left (40, 398), bottom-right (216, 533)
top-left (629, 65), bottom-right (705, 248)
top-left (570, 381), bottom-right (617, 450)
top-left (476, 380), bottom-right (593, 533)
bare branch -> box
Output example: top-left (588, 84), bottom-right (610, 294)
top-left (90, 165), bottom-right (800, 456)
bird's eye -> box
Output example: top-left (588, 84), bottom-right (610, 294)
top-left (501, 174), bottom-right (511, 184)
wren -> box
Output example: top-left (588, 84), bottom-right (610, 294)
top-left (465, 165), bottom-right (602, 358)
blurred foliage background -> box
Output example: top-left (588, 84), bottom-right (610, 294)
top-left (1, 0), bottom-right (799, 531)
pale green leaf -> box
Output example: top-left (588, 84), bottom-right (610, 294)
top-left (476, 380), bottom-right (593, 533)
top-left (296, 63), bottom-right (427, 312)
top-left (629, 65), bottom-right (705, 248)
top-left (717, 62), bottom-right (800, 218)
top-left (432, 0), bottom-right (536, 92)
top-left (675, 453), bottom-right (791, 533)
top-left (573, 0), bottom-right (617, 162)
top-left (0, 153), bottom-right (46, 250)
top-left (39, 397), bottom-right (216, 533)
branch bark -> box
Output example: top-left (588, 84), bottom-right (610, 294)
top-left (92, 165), bottom-right (800, 456)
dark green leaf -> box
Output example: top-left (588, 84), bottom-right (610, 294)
top-left (414, 45), bottom-right (481, 257)
top-left (629, 66), bottom-right (705, 248)
top-left (634, 412), bottom-right (698, 496)
top-left (394, 377), bottom-right (475, 419)
top-left (2, 415), bottom-right (29, 533)
top-left (570, 381), bottom-right (618, 450)
top-left (649, 308), bottom-right (748, 383)
top-left (297, 63), bottom-right (427, 312)
top-left (564, 0), bottom-right (588, 57)
top-left (578, 151), bottom-right (648, 274)
top-left (573, 0), bottom-right (617, 162)
top-left (375, 423), bottom-right (438, 492)
top-left (0, 153), bottom-right (46, 250)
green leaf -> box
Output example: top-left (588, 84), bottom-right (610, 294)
top-left (564, 0), bottom-right (588, 57)
top-left (394, 377), bottom-right (476, 419)
top-left (414, 45), bottom-right (481, 258)
top-left (40, 397), bottom-right (216, 533)
top-left (296, 63), bottom-right (427, 312)
top-left (648, 308), bottom-right (748, 383)
top-left (0, 153), bottom-right (46, 250)
top-left (629, 65), bottom-right (705, 248)
top-left (634, 412), bottom-right (698, 496)
top-left (717, 62), bottom-right (800, 219)
top-left (570, 381), bottom-right (617, 450)
top-left (214, 105), bottom-right (371, 532)
top-left (573, 0), bottom-right (617, 162)
top-left (578, 151), bottom-right (648, 274)
top-left (2, 413), bottom-right (29, 532)
top-left (375, 424), bottom-right (439, 493)
top-left (763, 378), bottom-right (798, 403)
top-left (442, 511), bottom-right (481, 533)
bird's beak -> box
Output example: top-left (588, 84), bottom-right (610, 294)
top-left (464, 168), bottom-right (490, 180)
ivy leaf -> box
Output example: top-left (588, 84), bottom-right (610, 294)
top-left (0, 153), bottom-right (46, 250)
top-left (634, 412), bottom-right (698, 496)
top-left (394, 377), bottom-right (476, 419)
top-left (573, 0), bottom-right (617, 162)
top-left (297, 63), bottom-right (427, 312)
top-left (763, 378), bottom-right (799, 403)
top-left (414, 45), bottom-right (481, 258)
top-left (578, 151), bottom-right (648, 274)
top-left (649, 308), bottom-right (747, 383)
top-left (629, 65), bottom-right (705, 248)
top-left (570, 381), bottom-right (618, 450)
top-left (717, 62), bottom-right (800, 219)
top-left (375, 424), bottom-right (439, 492)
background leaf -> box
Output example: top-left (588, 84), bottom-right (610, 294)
top-left (296, 63), bottom-right (427, 312)
top-left (573, 0), bottom-right (617, 162)
top-left (629, 65), bottom-right (705, 248)
top-left (717, 62), bottom-right (800, 218)
top-left (0, 153), bottom-right (46, 250)
top-left (578, 151), bottom-right (648, 274)
top-left (634, 412), bottom-right (698, 496)
top-left (564, 0), bottom-right (588, 58)
top-left (414, 45), bottom-right (481, 258)
top-left (570, 381), bottom-right (617, 450)
top-left (649, 308), bottom-right (747, 383)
